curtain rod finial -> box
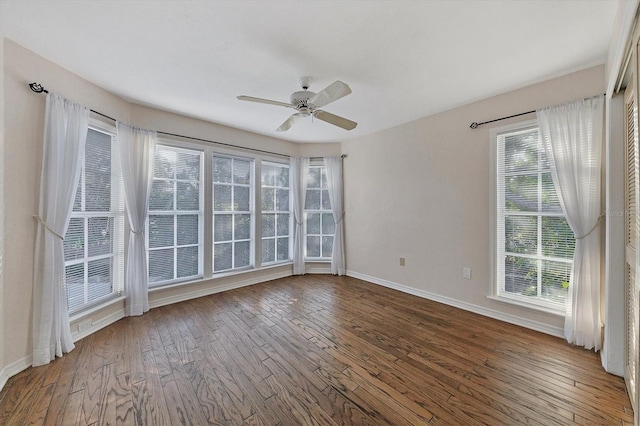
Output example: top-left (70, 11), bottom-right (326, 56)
top-left (470, 122), bottom-right (479, 129)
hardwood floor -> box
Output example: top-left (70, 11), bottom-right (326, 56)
top-left (0, 275), bottom-right (633, 425)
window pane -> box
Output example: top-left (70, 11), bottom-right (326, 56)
top-left (504, 256), bottom-right (537, 297)
top-left (541, 173), bottom-right (562, 213)
top-left (214, 185), bottom-right (232, 211)
top-left (307, 236), bottom-right (320, 257)
top-left (262, 214), bottom-right (275, 238)
top-left (214, 214), bottom-right (233, 241)
top-left (307, 213), bottom-right (320, 234)
top-left (277, 237), bottom-right (289, 261)
top-left (262, 188), bottom-right (275, 211)
top-left (262, 164), bottom-right (275, 186)
top-left (235, 214), bottom-right (251, 240)
top-left (88, 258), bottom-right (113, 301)
top-left (276, 189), bottom-right (289, 211)
top-left (262, 238), bottom-right (275, 264)
top-left (321, 190), bottom-right (331, 210)
top-left (155, 148), bottom-right (176, 179)
top-left (505, 175), bottom-right (538, 212)
top-left (505, 216), bottom-right (537, 255)
top-left (85, 130), bottom-right (112, 212)
top-left (177, 246), bottom-right (199, 278)
top-left (542, 217), bottom-right (575, 259)
top-left (66, 263), bottom-right (84, 312)
top-left (149, 215), bottom-right (174, 248)
top-left (149, 249), bottom-right (174, 283)
top-left (504, 130), bottom-right (539, 173)
top-left (276, 167), bottom-right (289, 187)
top-left (65, 217), bottom-right (84, 261)
top-left (214, 243), bottom-right (232, 271)
top-left (176, 151), bottom-right (200, 180)
top-left (542, 260), bottom-right (570, 304)
top-left (322, 236), bottom-right (334, 258)
top-left (235, 186), bottom-right (250, 212)
top-left (233, 159), bottom-right (251, 184)
top-left (307, 168), bottom-right (321, 188)
top-left (177, 215), bottom-right (199, 246)
top-left (73, 178), bottom-right (81, 212)
top-left (322, 213), bottom-right (335, 235)
top-left (88, 216), bottom-right (113, 257)
top-left (234, 241), bottom-right (251, 268)
top-left (305, 189), bottom-right (321, 210)
top-left (277, 213), bottom-right (289, 237)
top-left (150, 180), bottom-right (174, 211)
top-left (213, 157), bottom-right (232, 183)
top-left (177, 182), bottom-right (199, 210)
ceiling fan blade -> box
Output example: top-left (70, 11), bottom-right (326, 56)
top-left (276, 114), bottom-right (302, 132)
top-left (314, 110), bottom-right (357, 130)
top-left (237, 95), bottom-right (292, 108)
top-left (309, 81), bottom-right (352, 108)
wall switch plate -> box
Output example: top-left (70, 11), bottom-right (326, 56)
top-left (463, 267), bottom-right (471, 280)
top-left (400, 257), bottom-right (406, 266)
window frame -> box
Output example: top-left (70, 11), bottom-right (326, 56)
top-left (64, 120), bottom-right (125, 315)
top-left (304, 163), bottom-right (335, 261)
top-left (490, 119), bottom-right (572, 315)
top-left (212, 153), bottom-right (255, 274)
top-left (147, 143), bottom-right (205, 287)
top-left (260, 161), bottom-right (292, 266)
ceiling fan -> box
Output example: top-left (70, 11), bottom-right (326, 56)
top-left (237, 77), bottom-right (357, 132)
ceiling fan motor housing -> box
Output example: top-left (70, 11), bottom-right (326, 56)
top-left (290, 90), bottom-right (316, 116)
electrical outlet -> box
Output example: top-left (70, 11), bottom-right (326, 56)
top-left (462, 267), bottom-right (471, 280)
top-left (400, 257), bottom-right (406, 266)
top-left (78, 320), bottom-right (92, 333)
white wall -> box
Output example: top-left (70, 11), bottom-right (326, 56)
top-left (342, 65), bottom-right (606, 336)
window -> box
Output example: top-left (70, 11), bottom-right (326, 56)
top-left (64, 127), bottom-right (124, 314)
top-left (213, 155), bottom-right (253, 272)
top-left (261, 162), bottom-right (291, 265)
top-left (305, 165), bottom-right (334, 259)
top-left (148, 145), bottom-right (203, 286)
top-left (494, 123), bottom-right (575, 311)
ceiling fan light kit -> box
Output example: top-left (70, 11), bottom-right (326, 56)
top-left (237, 78), bottom-right (357, 132)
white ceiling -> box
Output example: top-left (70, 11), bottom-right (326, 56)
top-left (1, 0), bottom-right (618, 143)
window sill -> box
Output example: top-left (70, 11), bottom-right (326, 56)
top-left (69, 294), bottom-right (126, 323)
top-left (487, 295), bottom-right (565, 317)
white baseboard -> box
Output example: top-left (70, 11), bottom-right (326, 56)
top-left (306, 266), bottom-right (332, 274)
top-left (149, 269), bottom-right (293, 309)
top-left (0, 354), bottom-right (32, 393)
top-left (346, 270), bottom-right (564, 338)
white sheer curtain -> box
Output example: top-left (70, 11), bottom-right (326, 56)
top-left (116, 122), bottom-right (157, 316)
top-left (33, 93), bottom-right (89, 366)
top-left (290, 157), bottom-right (309, 275)
top-left (537, 95), bottom-right (604, 351)
top-left (325, 156), bottom-right (346, 275)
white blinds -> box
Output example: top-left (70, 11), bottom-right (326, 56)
top-left (148, 145), bottom-right (203, 285)
top-left (261, 162), bottom-right (291, 265)
top-left (213, 155), bottom-right (253, 272)
top-left (496, 126), bottom-right (575, 308)
top-left (64, 128), bottom-right (124, 313)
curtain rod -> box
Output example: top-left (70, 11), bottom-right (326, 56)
top-left (28, 82), bottom-right (347, 160)
top-left (468, 93), bottom-right (606, 129)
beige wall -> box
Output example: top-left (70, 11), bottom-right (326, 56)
top-left (0, 36), bottom-right (610, 378)
top-left (1, 39), bottom-right (343, 374)
top-left (342, 65), bottom-right (606, 332)
top-left (3, 39), bottom-right (133, 368)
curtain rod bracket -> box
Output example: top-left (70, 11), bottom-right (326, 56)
top-left (29, 82), bottom-right (49, 94)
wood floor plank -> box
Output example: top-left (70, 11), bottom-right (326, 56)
top-left (0, 275), bottom-right (631, 425)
